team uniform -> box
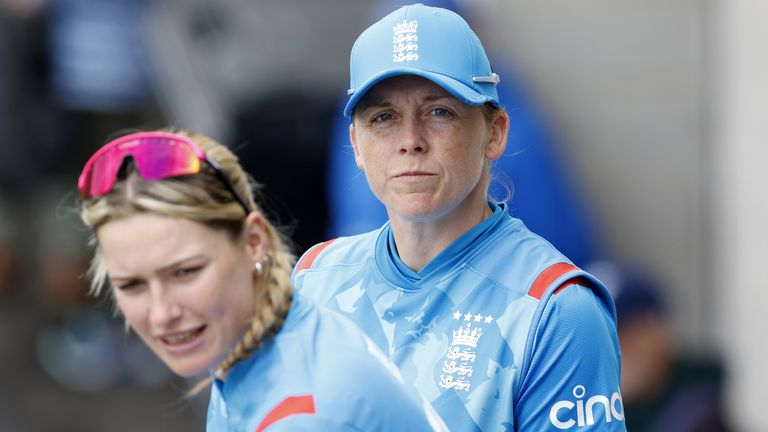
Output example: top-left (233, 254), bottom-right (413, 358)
top-left (293, 202), bottom-right (626, 431)
top-left (206, 295), bottom-right (447, 432)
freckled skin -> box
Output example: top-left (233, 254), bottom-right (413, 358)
top-left (350, 75), bottom-right (508, 269)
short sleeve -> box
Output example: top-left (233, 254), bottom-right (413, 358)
top-left (515, 284), bottom-right (627, 431)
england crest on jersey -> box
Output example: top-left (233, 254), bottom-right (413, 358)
top-left (439, 310), bottom-right (494, 392)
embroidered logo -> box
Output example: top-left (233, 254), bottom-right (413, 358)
top-left (392, 19), bottom-right (419, 62)
top-left (549, 385), bottom-right (625, 429)
top-left (439, 310), bottom-right (494, 392)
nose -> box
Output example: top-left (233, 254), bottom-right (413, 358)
top-left (148, 282), bottom-right (182, 328)
top-left (398, 116), bottom-right (428, 155)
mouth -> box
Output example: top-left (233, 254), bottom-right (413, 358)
top-left (395, 170), bottom-right (434, 179)
top-left (159, 326), bottom-right (206, 348)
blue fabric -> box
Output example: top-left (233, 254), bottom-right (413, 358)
top-left (294, 204), bottom-right (625, 431)
top-left (345, 3), bottom-right (499, 117)
top-left (206, 296), bottom-right (447, 431)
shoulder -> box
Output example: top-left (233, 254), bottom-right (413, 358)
top-left (294, 229), bottom-right (380, 275)
top-left (465, 214), bottom-right (588, 297)
top-left (537, 281), bottom-right (618, 333)
top-left (515, 260), bottom-right (618, 351)
top-left (513, 281), bottom-right (624, 430)
top-left (533, 262), bottom-right (617, 322)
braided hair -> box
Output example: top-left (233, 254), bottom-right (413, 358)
top-left (80, 129), bottom-right (296, 395)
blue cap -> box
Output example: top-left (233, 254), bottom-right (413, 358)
top-left (344, 3), bottom-right (501, 117)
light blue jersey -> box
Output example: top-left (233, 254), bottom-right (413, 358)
top-left (206, 295), bottom-right (447, 432)
top-left (293, 203), bottom-right (626, 431)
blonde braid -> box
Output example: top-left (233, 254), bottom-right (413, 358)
top-left (186, 222), bottom-right (296, 396)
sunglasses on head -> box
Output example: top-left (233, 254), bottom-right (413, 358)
top-left (78, 131), bottom-right (252, 214)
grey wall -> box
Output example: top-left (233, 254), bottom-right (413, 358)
top-left (475, 0), bottom-right (713, 351)
top-left (712, 0), bottom-right (767, 429)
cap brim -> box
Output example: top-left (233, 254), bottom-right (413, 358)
top-left (344, 68), bottom-right (498, 117)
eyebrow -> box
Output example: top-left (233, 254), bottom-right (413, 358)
top-left (109, 254), bottom-right (207, 281)
top-left (355, 97), bottom-right (391, 113)
top-left (357, 94), bottom-right (456, 113)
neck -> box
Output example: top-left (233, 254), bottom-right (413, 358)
top-left (389, 196), bottom-right (493, 272)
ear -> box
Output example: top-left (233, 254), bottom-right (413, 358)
top-left (485, 109), bottom-right (509, 161)
top-left (349, 122), bottom-right (365, 169)
top-left (242, 211), bottom-right (269, 264)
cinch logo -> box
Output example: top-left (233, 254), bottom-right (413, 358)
top-left (549, 385), bottom-right (624, 429)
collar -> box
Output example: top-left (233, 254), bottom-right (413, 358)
top-left (375, 202), bottom-right (506, 290)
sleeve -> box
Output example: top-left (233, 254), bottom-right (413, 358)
top-left (514, 284), bottom-right (626, 431)
top-left (290, 239), bottom-right (337, 289)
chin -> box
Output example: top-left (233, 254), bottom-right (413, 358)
top-left (395, 201), bottom-right (455, 222)
top-left (160, 355), bottom-right (214, 378)
top-left (388, 196), bottom-right (432, 215)
top-left (169, 362), bottom-right (210, 378)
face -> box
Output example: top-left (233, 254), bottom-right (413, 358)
top-left (97, 212), bottom-right (267, 377)
top-left (350, 75), bottom-right (508, 223)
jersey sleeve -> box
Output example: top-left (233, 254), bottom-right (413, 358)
top-left (291, 239), bottom-right (336, 289)
top-left (514, 284), bottom-right (626, 431)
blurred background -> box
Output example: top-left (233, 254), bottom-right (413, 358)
top-left (0, 0), bottom-right (764, 431)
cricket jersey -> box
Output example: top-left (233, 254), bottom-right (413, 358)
top-left (292, 202), bottom-right (626, 431)
top-left (206, 295), bottom-right (448, 432)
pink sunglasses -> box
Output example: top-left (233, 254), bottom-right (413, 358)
top-left (77, 131), bottom-right (251, 213)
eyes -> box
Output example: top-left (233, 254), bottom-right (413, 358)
top-left (174, 265), bottom-right (203, 279)
top-left (372, 112), bottom-right (394, 123)
top-left (369, 106), bottom-right (455, 124)
top-left (114, 279), bottom-right (144, 291)
top-left (112, 264), bottom-right (205, 292)
top-left (430, 107), bottom-right (452, 117)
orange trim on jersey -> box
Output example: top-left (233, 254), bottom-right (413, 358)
top-left (552, 276), bottom-right (592, 295)
top-left (295, 239), bottom-right (336, 274)
top-left (255, 394), bottom-right (316, 432)
top-left (528, 262), bottom-right (579, 300)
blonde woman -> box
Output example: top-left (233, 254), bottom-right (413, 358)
top-left (78, 130), bottom-right (447, 431)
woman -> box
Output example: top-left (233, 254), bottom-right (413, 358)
top-left (292, 4), bottom-right (626, 431)
top-left (78, 129), bottom-right (447, 431)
